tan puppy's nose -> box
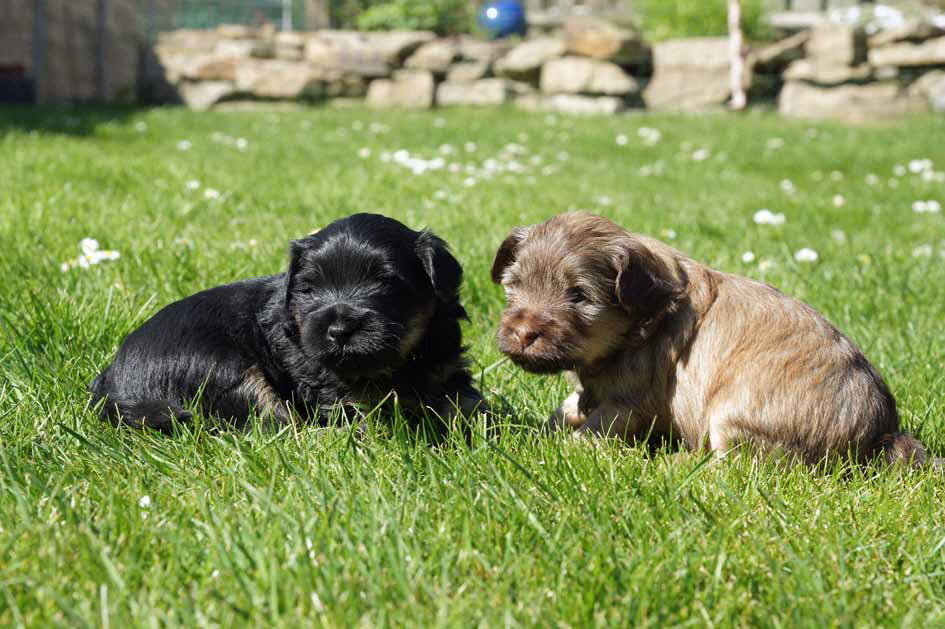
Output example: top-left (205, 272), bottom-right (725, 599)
top-left (513, 326), bottom-right (540, 350)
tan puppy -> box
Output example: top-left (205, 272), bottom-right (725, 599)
top-left (492, 212), bottom-right (928, 465)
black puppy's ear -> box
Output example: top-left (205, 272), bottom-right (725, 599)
top-left (614, 240), bottom-right (685, 318)
top-left (416, 230), bottom-right (464, 305)
top-left (490, 227), bottom-right (529, 284)
top-left (284, 238), bottom-right (307, 318)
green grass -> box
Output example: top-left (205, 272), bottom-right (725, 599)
top-left (1, 104), bottom-right (945, 626)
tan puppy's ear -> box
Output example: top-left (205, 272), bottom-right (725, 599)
top-left (491, 227), bottom-right (529, 284)
top-left (615, 241), bottom-right (685, 317)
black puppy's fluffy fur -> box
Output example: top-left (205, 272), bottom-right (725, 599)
top-left (89, 213), bottom-right (484, 432)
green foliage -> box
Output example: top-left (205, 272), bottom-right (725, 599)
top-left (634, 0), bottom-right (773, 42)
top-left (327, 0), bottom-right (471, 34)
top-left (1, 105), bottom-right (945, 625)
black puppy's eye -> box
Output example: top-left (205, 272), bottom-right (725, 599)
top-left (568, 287), bottom-right (588, 304)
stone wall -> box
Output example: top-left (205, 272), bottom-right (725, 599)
top-left (153, 17), bottom-right (945, 120)
top-left (152, 17), bottom-right (651, 114)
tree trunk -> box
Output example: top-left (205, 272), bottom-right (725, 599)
top-left (728, 0), bottom-right (747, 111)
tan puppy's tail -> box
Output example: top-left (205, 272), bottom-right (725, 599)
top-left (876, 432), bottom-right (944, 467)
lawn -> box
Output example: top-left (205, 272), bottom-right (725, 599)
top-left (1, 104), bottom-right (944, 627)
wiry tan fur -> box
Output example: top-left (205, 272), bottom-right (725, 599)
top-left (493, 212), bottom-right (927, 466)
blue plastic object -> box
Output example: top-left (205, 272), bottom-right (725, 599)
top-left (478, 1), bottom-right (527, 39)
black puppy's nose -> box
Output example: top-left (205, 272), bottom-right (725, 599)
top-left (326, 305), bottom-right (361, 345)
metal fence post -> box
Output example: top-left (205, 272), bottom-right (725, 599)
top-left (96, 0), bottom-right (109, 102)
top-left (31, 0), bottom-right (46, 103)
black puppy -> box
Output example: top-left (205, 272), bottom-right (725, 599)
top-left (89, 213), bottom-right (485, 432)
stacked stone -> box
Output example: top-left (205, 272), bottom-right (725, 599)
top-left (778, 21), bottom-right (945, 122)
top-left (155, 17), bottom-right (650, 114)
top-left (152, 17), bottom-right (945, 120)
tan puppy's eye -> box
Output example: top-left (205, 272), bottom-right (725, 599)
top-left (567, 287), bottom-right (588, 304)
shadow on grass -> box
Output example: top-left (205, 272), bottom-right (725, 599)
top-left (0, 104), bottom-right (151, 137)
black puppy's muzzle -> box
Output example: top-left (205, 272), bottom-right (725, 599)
top-left (301, 302), bottom-right (402, 376)
top-left (324, 303), bottom-right (365, 347)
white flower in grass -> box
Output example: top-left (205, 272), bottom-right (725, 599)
top-left (185, 180), bottom-right (200, 191)
top-left (909, 159), bottom-right (933, 174)
top-left (922, 170), bottom-right (945, 183)
top-left (235, 138), bottom-right (248, 150)
top-left (138, 495), bottom-right (151, 508)
top-left (893, 164), bottom-right (907, 177)
top-left (660, 228), bottom-right (677, 240)
top-left (637, 127), bottom-right (662, 145)
top-left (913, 200), bottom-right (942, 213)
top-left (742, 251), bottom-right (756, 263)
top-left (177, 140), bottom-right (192, 151)
top-left (357, 148), bottom-right (371, 159)
top-left (766, 137), bottom-right (784, 150)
top-left (831, 229), bottom-right (847, 243)
top-left (830, 171), bottom-right (844, 181)
top-left (134, 121), bottom-right (148, 132)
top-left (758, 259), bottom-right (776, 272)
top-left (615, 133), bottom-right (628, 146)
top-left (463, 177), bottom-right (477, 187)
top-left (464, 142), bottom-right (477, 153)
top-left (691, 148), bottom-right (710, 162)
top-left (780, 179), bottom-right (796, 194)
top-left (865, 173), bottom-right (880, 185)
top-left (596, 195), bottom-right (613, 206)
top-left (832, 194), bottom-right (846, 207)
top-left (557, 151), bottom-right (570, 162)
top-left (439, 144), bottom-right (456, 155)
top-left (753, 209), bottom-right (786, 226)
top-left (204, 188), bottom-right (221, 200)
top-left (794, 248), bottom-right (819, 263)
top-left (80, 238), bottom-right (99, 255)
top-left (912, 244), bottom-right (933, 257)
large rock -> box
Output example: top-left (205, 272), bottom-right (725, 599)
top-left (909, 70), bottom-right (945, 112)
top-left (187, 57), bottom-right (241, 82)
top-left (562, 16), bottom-right (650, 66)
top-left (447, 61), bottom-right (490, 83)
top-left (783, 59), bottom-right (873, 85)
top-left (371, 31), bottom-right (437, 62)
top-left (213, 37), bottom-right (274, 59)
top-left (807, 23), bottom-right (866, 66)
top-left (156, 29), bottom-right (219, 53)
top-left (516, 93), bottom-right (624, 115)
top-left (869, 37), bottom-right (945, 67)
top-left (437, 78), bottom-right (531, 106)
top-left (305, 30), bottom-right (435, 76)
top-left (216, 24), bottom-right (257, 39)
top-left (644, 37), bottom-right (746, 111)
top-left (367, 69), bottom-right (434, 108)
top-left (750, 30), bottom-right (809, 73)
top-left (179, 80), bottom-right (236, 111)
top-left (457, 36), bottom-right (510, 63)
top-left (540, 56), bottom-right (638, 96)
top-left (405, 40), bottom-right (458, 74)
top-left (869, 22), bottom-right (945, 48)
top-left (275, 31), bottom-right (305, 61)
top-left (779, 81), bottom-right (927, 123)
top-left (235, 59), bottom-right (327, 99)
top-left (494, 37), bottom-right (566, 79)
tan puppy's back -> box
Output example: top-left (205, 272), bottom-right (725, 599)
top-left (673, 270), bottom-right (898, 462)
